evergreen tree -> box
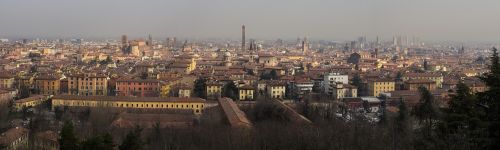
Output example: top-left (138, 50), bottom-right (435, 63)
top-left (193, 77), bottom-right (207, 99)
top-left (102, 133), bottom-right (116, 150)
top-left (412, 86), bottom-right (441, 133)
top-left (81, 136), bottom-right (104, 150)
top-left (347, 53), bottom-right (361, 64)
top-left (270, 70), bottom-right (279, 80)
top-left (479, 47), bottom-right (500, 149)
top-left (393, 98), bottom-right (411, 149)
top-left (119, 126), bottom-right (145, 150)
top-left (223, 81), bottom-right (238, 100)
top-left (396, 98), bottom-right (409, 134)
top-left (59, 121), bottom-right (79, 150)
top-left (439, 82), bottom-right (486, 149)
top-left (351, 73), bottom-right (364, 96)
top-left (80, 133), bottom-right (115, 150)
top-left (260, 72), bottom-right (271, 80)
top-left (17, 86), bottom-right (30, 99)
top-left (443, 83), bottom-right (482, 132)
top-left (395, 71), bottom-right (403, 81)
top-left (423, 59), bottom-right (429, 71)
top-left (378, 106), bottom-right (388, 125)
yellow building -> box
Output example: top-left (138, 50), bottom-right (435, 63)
top-left (266, 81), bottom-right (286, 99)
top-left (286, 55), bottom-right (305, 61)
top-left (0, 73), bottom-right (15, 89)
top-left (131, 45), bottom-right (141, 57)
top-left (404, 79), bottom-right (436, 91)
top-left (67, 73), bottom-right (108, 96)
top-left (206, 82), bottom-right (222, 100)
top-left (258, 54), bottom-right (278, 67)
top-left (463, 70), bottom-right (478, 77)
top-left (238, 85), bottom-right (255, 101)
top-left (34, 74), bottom-right (60, 95)
top-left (160, 80), bottom-right (179, 97)
top-left (157, 72), bottom-right (181, 80)
top-left (403, 73), bottom-right (443, 88)
top-left (170, 54), bottom-right (197, 74)
top-left (367, 79), bottom-right (395, 97)
top-left (14, 95), bottom-right (49, 111)
top-left (52, 95), bottom-right (206, 114)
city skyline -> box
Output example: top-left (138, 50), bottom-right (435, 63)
top-left (1, 0), bottom-right (500, 41)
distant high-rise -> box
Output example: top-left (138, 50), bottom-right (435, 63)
top-left (121, 35), bottom-right (128, 47)
top-left (173, 37), bottom-right (177, 48)
top-left (350, 41), bottom-right (356, 52)
top-left (242, 25), bottom-right (245, 51)
top-left (121, 35), bottom-right (130, 54)
top-left (148, 34), bottom-right (153, 46)
top-left (166, 37), bottom-right (178, 49)
top-left (358, 36), bottom-right (366, 49)
top-left (302, 37), bottom-right (309, 53)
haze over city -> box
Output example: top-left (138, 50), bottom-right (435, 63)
top-left (1, 0), bottom-right (500, 41)
top-left (2, 1), bottom-right (500, 150)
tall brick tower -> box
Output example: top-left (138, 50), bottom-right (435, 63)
top-left (242, 25), bottom-right (245, 51)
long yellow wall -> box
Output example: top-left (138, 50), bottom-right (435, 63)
top-left (52, 99), bottom-right (205, 114)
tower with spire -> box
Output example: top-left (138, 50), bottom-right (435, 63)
top-left (459, 45), bottom-right (465, 55)
top-left (302, 37), bottom-right (309, 54)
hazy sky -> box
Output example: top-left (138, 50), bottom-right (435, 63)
top-left (1, 0), bottom-right (500, 41)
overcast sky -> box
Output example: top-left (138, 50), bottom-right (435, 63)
top-left (1, 0), bottom-right (499, 41)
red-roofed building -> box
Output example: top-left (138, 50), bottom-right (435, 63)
top-left (116, 78), bottom-right (160, 97)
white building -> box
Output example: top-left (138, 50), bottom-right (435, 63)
top-left (294, 81), bottom-right (314, 99)
top-left (323, 73), bottom-right (349, 95)
top-left (360, 97), bottom-right (382, 113)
